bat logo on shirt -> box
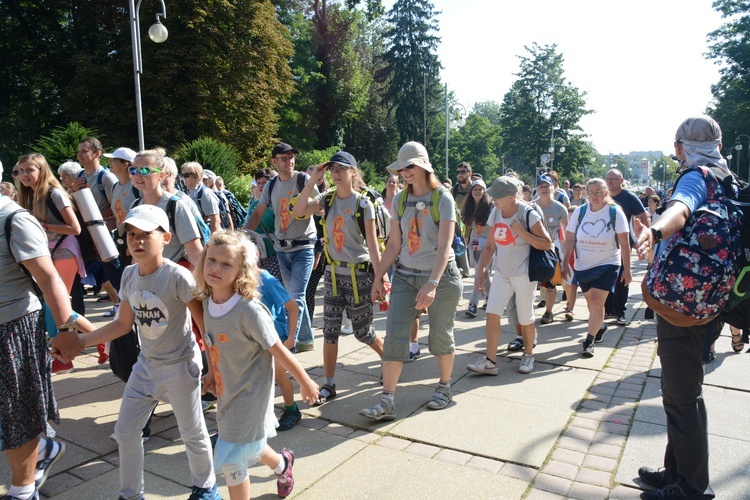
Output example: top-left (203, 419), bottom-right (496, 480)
top-left (134, 303), bottom-right (167, 326)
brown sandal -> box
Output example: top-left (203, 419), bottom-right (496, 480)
top-left (314, 383), bottom-right (336, 406)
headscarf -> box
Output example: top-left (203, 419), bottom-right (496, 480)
top-left (675, 116), bottom-right (728, 171)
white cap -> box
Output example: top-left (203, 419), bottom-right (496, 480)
top-left (119, 204), bottom-right (170, 234)
top-left (103, 147), bottom-right (137, 163)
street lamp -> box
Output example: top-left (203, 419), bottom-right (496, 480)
top-left (130, 0), bottom-right (168, 151)
top-left (444, 84), bottom-right (467, 180)
top-left (549, 125), bottom-right (565, 171)
top-left (735, 134), bottom-right (750, 181)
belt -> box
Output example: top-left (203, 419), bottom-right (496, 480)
top-left (396, 261), bottom-right (455, 276)
top-left (278, 238), bottom-right (315, 248)
top-left (327, 260), bottom-right (372, 304)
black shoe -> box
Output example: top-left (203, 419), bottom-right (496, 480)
top-left (617, 315), bottom-right (628, 326)
top-left (640, 483), bottom-right (688, 499)
top-left (638, 467), bottom-right (673, 489)
top-left (536, 300), bottom-right (546, 308)
top-left (595, 324), bottom-right (607, 343)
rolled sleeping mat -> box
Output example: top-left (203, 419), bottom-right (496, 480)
top-left (72, 188), bottom-right (119, 262)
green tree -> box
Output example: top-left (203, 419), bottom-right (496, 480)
top-left (706, 0), bottom-right (750, 179)
top-left (381, 0), bottom-right (442, 145)
top-left (449, 114), bottom-right (503, 180)
top-left (650, 154), bottom-right (680, 188)
top-left (499, 43), bottom-right (592, 182)
top-left (34, 122), bottom-right (101, 170)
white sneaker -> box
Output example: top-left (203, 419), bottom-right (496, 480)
top-left (466, 356), bottom-right (498, 375)
top-left (103, 304), bottom-right (120, 318)
top-left (518, 354), bottom-right (535, 374)
top-left (341, 316), bottom-right (353, 335)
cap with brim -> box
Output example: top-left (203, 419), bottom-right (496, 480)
top-left (326, 151), bottom-right (357, 168)
top-left (272, 142), bottom-right (300, 158)
top-left (387, 141), bottom-right (433, 174)
top-left (103, 147), bottom-right (137, 163)
top-left (470, 179), bottom-right (487, 190)
top-left (486, 176), bottom-right (520, 199)
top-left (118, 204), bottom-right (170, 234)
top-left (537, 174), bottom-right (553, 187)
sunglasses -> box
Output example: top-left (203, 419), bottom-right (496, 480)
top-left (403, 165), bottom-right (417, 170)
top-left (456, 169), bottom-right (469, 174)
top-left (129, 166), bottom-right (163, 176)
top-left (11, 170), bottom-right (19, 177)
top-left (181, 172), bottom-right (198, 179)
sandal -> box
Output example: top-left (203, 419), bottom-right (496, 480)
top-left (731, 330), bottom-right (745, 353)
top-left (313, 383), bottom-right (336, 406)
top-left (426, 386), bottom-right (452, 410)
top-left (508, 338), bottom-right (524, 352)
top-left (359, 400), bottom-right (395, 421)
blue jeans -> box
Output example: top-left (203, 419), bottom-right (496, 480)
top-left (277, 248), bottom-right (315, 345)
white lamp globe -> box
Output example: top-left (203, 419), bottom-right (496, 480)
top-left (149, 21), bottom-right (168, 43)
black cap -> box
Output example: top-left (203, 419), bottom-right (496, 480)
top-left (271, 142), bottom-right (299, 158)
top-left (326, 151), bottom-right (357, 168)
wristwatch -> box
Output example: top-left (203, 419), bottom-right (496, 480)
top-left (651, 227), bottom-right (663, 244)
top-left (56, 322), bottom-right (77, 332)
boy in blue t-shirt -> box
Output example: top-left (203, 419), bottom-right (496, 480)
top-left (258, 269), bottom-right (303, 431)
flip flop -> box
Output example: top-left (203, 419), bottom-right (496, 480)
top-left (313, 383), bottom-right (336, 406)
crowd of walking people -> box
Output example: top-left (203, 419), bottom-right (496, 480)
top-left (1, 116), bottom-right (737, 499)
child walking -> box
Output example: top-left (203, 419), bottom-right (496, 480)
top-left (194, 231), bottom-right (319, 499)
top-left (51, 204), bottom-right (219, 500)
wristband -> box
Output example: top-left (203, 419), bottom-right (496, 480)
top-left (57, 322), bottom-right (78, 332)
top-left (651, 227), bottom-right (663, 244)
top-left (427, 278), bottom-right (439, 286)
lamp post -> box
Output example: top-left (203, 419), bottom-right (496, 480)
top-left (735, 134), bottom-right (750, 181)
top-left (130, 0), bottom-right (169, 151)
top-left (548, 125), bottom-right (565, 171)
top-left (444, 84), bottom-right (467, 181)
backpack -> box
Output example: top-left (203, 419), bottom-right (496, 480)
top-left (4, 208), bottom-right (44, 298)
top-left (523, 204), bottom-right (558, 282)
top-left (215, 190), bottom-right (232, 229)
top-left (267, 172), bottom-right (311, 221)
top-left (46, 191), bottom-right (98, 263)
top-left (224, 189), bottom-right (247, 229)
top-left (76, 168), bottom-right (108, 201)
top-left (397, 186), bottom-right (466, 256)
top-left (109, 324), bottom-right (141, 383)
top-left (322, 186), bottom-right (391, 251)
top-left (643, 165), bottom-right (743, 327)
top-left (573, 203), bottom-right (619, 259)
top-left (193, 184), bottom-right (231, 229)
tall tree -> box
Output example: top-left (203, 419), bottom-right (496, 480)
top-left (381, 0), bottom-right (442, 145)
top-left (499, 43), bottom-right (592, 182)
top-left (706, 0), bottom-right (750, 179)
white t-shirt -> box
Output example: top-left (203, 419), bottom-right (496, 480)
top-left (566, 203), bottom-right (628, 271)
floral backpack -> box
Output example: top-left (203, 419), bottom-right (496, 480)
top-left (642, 165), bottom-right (743, 326)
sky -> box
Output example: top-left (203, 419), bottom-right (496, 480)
top-left (384, 0), bottom-right (726, 156)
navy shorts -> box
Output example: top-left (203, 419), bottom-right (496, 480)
top-left (574, 264), bottom-right (619, 293)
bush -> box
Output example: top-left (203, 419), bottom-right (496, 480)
top-left (33, 122), bottom-right (100, 169)
top-left (296, 146), bottom-right (339, 170)
top-left (174, 137), bottom-right (241, 180)
top-left (225, 174), bottom-right (254, 208)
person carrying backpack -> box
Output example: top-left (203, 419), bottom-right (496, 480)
top-left (180, 162), bottom-right (222, 233)
top-left (634, 116), bottom-right (728, 500)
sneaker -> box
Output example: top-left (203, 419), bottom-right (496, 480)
top-left (3, 492), bottom-right (39, 500)
top-left (582, 340), bottom-right (595, 358)
top-left (466, 356), bottom-right (498, 375)
top-left (426, 385), bottom-right (452, 410)
top-left (616, 315), bottom-right (628, 326)
top-left (359, 399), bottom-right (395, 421)
top-left (295, 341), bottom-right (315, 352)
top-left (518, 354), bottom-right (535, 374)
top-left (536, 300), bottom-right (546, 308)
top-left (277, 406), bottom-right (302, 431)
top-left (540, 311), bottom-right (554, 324)
top-left (103, 304), bottom-right (120, 318)
top-left (51, 358), bottom-right (74, 375)
top-left (507, 337), bottom-right (524, 351)
top-left (35, 439), bottom-right (66, 489)
top-left (275, 448), bottom-right (295, 498)
top-left (409, 349), bottom-right (421, 362)
top-left (639, 483), bottom-right (688, 499)
top-left (594, 324), bottom-right (608, 343)
top-left (188, 483), bottom-right (221, 500)
top-left (637, 467), bottom-right (673, 489)
top-left (480, 302), bottom-right (487, 310)
top-left (564, 308), bottom-right (574, 321)
top-left (464, 304), bottom-right (477, 318)
top-left (341, 317), bottom-right (353, 335)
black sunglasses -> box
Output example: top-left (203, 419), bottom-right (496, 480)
top-left (11, 171), bottom-right (19, 177)
top-left (456, 169), bottom-right (469, 174)
top-left (181, 172), bottom-right (197, 179)
top-left (403, 165), bottom-right (417, 170)
top-left (129, 166), bottom-right (163, 176)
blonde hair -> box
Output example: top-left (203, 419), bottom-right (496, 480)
top-left (1, 181), bottom-right (17, 200)
top-left (181, 161), bottom-right (204, 178)
top-left (16, 153), bottom-right (70, 219)
top-left (193, 231), bottom-right (262, 301)
top-left (586, 178), bottom-right (616, 205)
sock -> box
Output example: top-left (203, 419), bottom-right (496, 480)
top-left (409, 342), bottom-right (419, 354)
top-left (273, 453), bottom-right (286, 476)
top-left (485, 357), bottom-right (497, 365)
top-left (438, 380), bottom-right (450, 388)
top-left (324, 377), bottom-right (334, 388)
top-left (285, 402), bottom-right (298, 412)
top-left (8, 483), bottom-right (36, 499)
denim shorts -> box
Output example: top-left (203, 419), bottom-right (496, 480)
top-left (574, 264), bottom-right (619, 293)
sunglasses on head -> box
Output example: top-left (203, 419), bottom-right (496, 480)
top-left (129, 166), bottom-right (163, 176)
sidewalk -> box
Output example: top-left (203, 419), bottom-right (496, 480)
top-left (2, 259), bottom-right (749, 499)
